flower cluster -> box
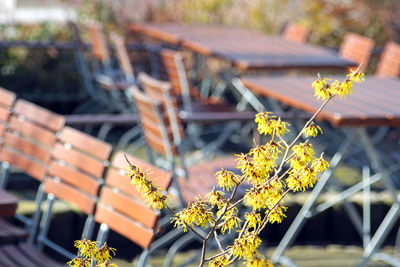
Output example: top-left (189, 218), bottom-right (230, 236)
top-left (172, 198), bottom-right (214, 231)
top-left (124, 165), bottom-right (168, 210)
top-left (125, 68), bottom-right (364, 267)
top-left (313, 68), bottom-right (365, 100)
top-left (67, 237), bottom-right (117, 267)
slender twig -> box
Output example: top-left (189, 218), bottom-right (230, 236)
top-left (214, 231), bottom-right (225, 253)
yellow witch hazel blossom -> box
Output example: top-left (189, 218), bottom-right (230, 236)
top-left (67, 237), bottom-right (117, 267)
top-left (124, 68), bottom-right (364, 267)
top-left (304, 122), bottom-right (322, 137)
top-left (124, 165), bottom-right (168, 210)
top-left (172, 197), bottom-right (214, 231)
top-left (216, 168), bottom-right (240, 191)
top-left (246, 253), bottom-right (273, 267)
top-left (229, 233), bottom-right (262, 260)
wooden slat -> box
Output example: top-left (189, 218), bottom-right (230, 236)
top-left (100, 187), bottom-right (158, 229)
top-left (59, 127), bottom-right (112, 160)
top-left (94, 204), bottom-right (154, 249)
top-left (0, 219), bottom-right (28, 242)
top-left (52, 143), bottom-right (106, 178)
top-left (1, 245), bottom-right (41, 267)
top-left (13, 100), bottom-right (64, 132)
top-left (0, 124), bottom-right (5, 138)
top-left (339, 33), bottom-right (375, 72)
top-left (87, 23), bottom-right (110, 62)
top-left (282, 23), bottom-right (309, 43)
top-left (8, 117), bottom-right (57, 147)
top-left (0, 149), bottom-right (46, 181)
top-left (110, 32), bottom-right (135, 78)
top-left (18, 243), bottom-right (64, 267)
top-left (0, 107), bottom-right (10, 122)
top-left (43, 179), bottom-right (96, 215)
top-left (48, 161), bottom-right (100, 196)
top-left (376, 41), bottom-right (400, 78)
top-left (3, 132), bottom-right (51, 163)
top-left (0, 87), bottom-right (16, 108)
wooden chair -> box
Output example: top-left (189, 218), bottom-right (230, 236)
top-left (282, 23), bottom-right (309, 43)
top-left (339, 33), bottom-right (375, 72)
top-left (86, 23), bottom-right (112, 73)
top-left (0, 99), bottom-right (64, 243)
top-left (159, 48), bottom-right (235, 113)
top-left (375, 41), bottom-right (400, 78)
top-left (0, 126), bottom-right (112, 266)
top-left (131, 86), bottom-right (244, 266)
top-left (131, 85), bottom-right (240, 204)
top-left (94, 151), bottom-right (180, 267)
top-left (0, 88), bottom-right (28, 244)
top-left (138, 71), bottom-right (247, 160)
top-left (110, 32), bottom-right (136, 85)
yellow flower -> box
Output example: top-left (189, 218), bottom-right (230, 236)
top-left (286, 170), bottom-right (306, 192)
top-left (209, 255), bottom-right (230, 267)
top-left (73, 237), bottom-right (98, 260)
top-left (94, 243), bottom-right (117, 264)
top-left (245, 211), bottom-right (262, 230)
top-left (244, 180), bottom-right (283, 211)
top-left (216, 168), bottom-right (239, 192)
top-left (304, 123), bottom-right (322, 137)
top-left (220, 214), bottom-right (241, 234)
top-left (292, 142), bottom-right (315, 165)
top-left (229, 233), bottom-right (262, 260)
top-left (268, 204), bottom-right (287, 224)
top-left (312, 77), bottom-right (332, 100)
top-left (255, 112), bottom-right (290, 136)
top-left (312, 154), bottom-right (330, 173)
top-left (206, 189), bottom-right (226, 208)
top-left (67, 256), bottom-right (86, 267)
top-left (125, 165), bottom-right (168, 210)
top-left (171, 198), bottom-right (214, 231)
top-left (347, 68), bottom-right (365, 83)
top-left (246, 254), bottom-right (274, 267)
top-left (331, 80), bottom-right (353, 98)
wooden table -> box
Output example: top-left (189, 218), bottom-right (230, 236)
top-left (0, 189), bottom-right (18, 217)
top-left (241, 75), bottom-right (400, 266)
top-left (131, 23), bottom-right (356, 71)
top-left (242, 76), bottom-right (400, 126)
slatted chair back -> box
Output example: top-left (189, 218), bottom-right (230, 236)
top-left (87, 23), bottom-right (111, 66)
top-left (94, 151), bottom-right (172, 249)
top-left (38, 126), bottom-right (112, 258)
top-left (0, 87), bottom-right (16, 140)
top-left (0, 99), bottom-right (65, 184)
top-left (138, 72), bottom-right (184, 145)
top-left (159, 49), bottom-right (193, 111)
top-left (110, 32), bottom-right (135, 83)
top-left (130, 85), bottom-right (178, 160)
top-left (375, 41), bottom-right (400, 78)
top-left (339, 33), bottom-right (375, 72)
top-left (282, 23), bottom-right (309, 43)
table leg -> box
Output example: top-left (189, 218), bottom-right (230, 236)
top-left (271, 132), bottom-right (356, 265)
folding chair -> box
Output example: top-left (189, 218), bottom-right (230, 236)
top-left (281, 22), bottom-right (309, 43)
top-left (94, 151), bottom-right (182, 267)
top-left (0, 126), bottom-right (112, 266)
top-left (0, 99), bottom-right (65, 243)
top-left (339, 33), bottom-right (375, 72)
top-left (138, 72), bottom-right (242, 160)
top-left (375, 41), bottom-right (400, 78)
top-left (0, 87), bottom-right (27, 244)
